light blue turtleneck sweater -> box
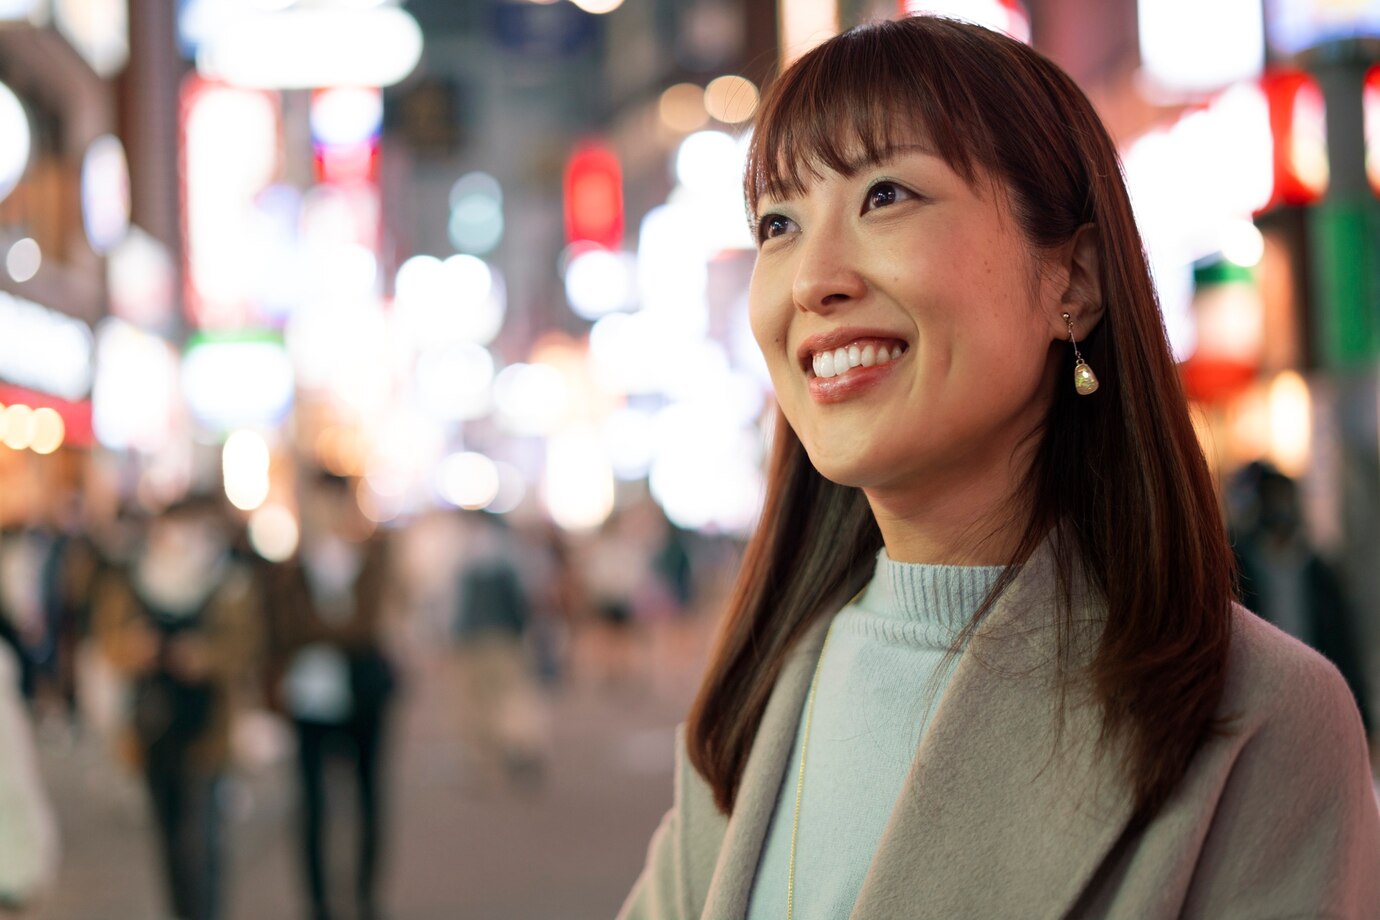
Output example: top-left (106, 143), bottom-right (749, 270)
top-left (746, 549), bottom-right (1005, 920)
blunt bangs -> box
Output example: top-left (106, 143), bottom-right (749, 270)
top-left (745, 20), bottom-right (1001, 213)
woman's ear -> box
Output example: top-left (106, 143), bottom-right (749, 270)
top-left (1053, 223), bottom-right (1103, 338)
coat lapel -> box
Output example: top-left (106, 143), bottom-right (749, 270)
top-left (851, 543), bottom-right (1135, 919)
top-left (699, 614), bottom-right (833, 920)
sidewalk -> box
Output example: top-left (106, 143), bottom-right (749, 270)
top-left (32, 640), bottom-right (699, 920)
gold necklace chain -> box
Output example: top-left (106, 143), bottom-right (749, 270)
top-left (787, 618), bottom-right (838, 920)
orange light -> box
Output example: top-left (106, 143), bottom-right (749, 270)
top-left (563, 142), bottom-right (623, 250)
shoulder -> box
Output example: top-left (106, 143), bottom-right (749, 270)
top-left (1222, 603), bottom-right (1362, 736)
top-left (1213, 603), bottom-right (1373, 800)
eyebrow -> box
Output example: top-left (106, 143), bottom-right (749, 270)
top-left (752, 141), bottom-right (942, 211)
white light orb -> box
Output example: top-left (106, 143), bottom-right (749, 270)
top-left (395, 254), bottom-right (444, 305)
top-left (310, 87), bottom-right (382, 146)
top-left (6, 238), bottom-right (40, 282)
top-left (675, 130), bottom-right (741, 194)
top-left (569, 0), bottom-right (624, 13)
top-left (436, 451), bottom-right (501, 510)
top-left (416, 342), bottom-right (494, 421)
top-left (0, 82), bottom-right (30, 204)
top-left (542, 431), bottom-right (615, 531)
top-left (222, 429), bottom-right (272, 511)
top-left (1220, 220), bottom-right (1266, 267)
top-left (494, 362), bottom-right (570, 436)
top-left (248, 503), bottom-right (300, 562)
top-left (444, 253), bottom-right (493, 302)
top-left (564, 248), bottom-right (636, 320)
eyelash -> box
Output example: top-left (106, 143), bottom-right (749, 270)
top-left (754, 180), bottom-right (916, 243)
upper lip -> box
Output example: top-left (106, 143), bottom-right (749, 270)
top-left (796, 327), bottom-right (911, 372)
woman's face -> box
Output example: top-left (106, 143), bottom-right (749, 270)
top-left (748, 145), bottom-right (1069, 506)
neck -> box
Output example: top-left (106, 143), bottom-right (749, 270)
top-left (864, 453), bottom-right (1032, 566)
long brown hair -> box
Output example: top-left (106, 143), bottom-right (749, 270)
top-left (686, 16), bottom-right (1235, 825)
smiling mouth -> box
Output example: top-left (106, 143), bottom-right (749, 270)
top-left (808, 339), bottom-right (909, 379)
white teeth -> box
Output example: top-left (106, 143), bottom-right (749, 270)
top-left (810, 341), bottom-right (904, 379)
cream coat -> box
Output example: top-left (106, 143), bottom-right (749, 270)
top-left (618, 545), bottom-right (1380, 919)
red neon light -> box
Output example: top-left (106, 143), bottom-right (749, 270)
top-left (1261, 68), bottom-right (1328, 210)
top-left (563, 142), bottom-right (623, 250)
top-left (1365, 65), bottom-right (1379, 198)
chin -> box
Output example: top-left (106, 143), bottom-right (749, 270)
top-left (801, 444), bottom-right (887, 491)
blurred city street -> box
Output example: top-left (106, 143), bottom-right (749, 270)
top-left (3, 0), bottom-right (1380, 916)
top-left (32, 625), bottom-right (708, 920)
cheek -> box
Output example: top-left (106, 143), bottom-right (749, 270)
top-left (746, 274), bottom-right (785, 355)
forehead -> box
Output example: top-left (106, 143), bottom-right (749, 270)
top-left (746, 104), bottom-right (988, 211)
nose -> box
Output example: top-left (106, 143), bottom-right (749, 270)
top-left (791, 230), bottom-right (867, 314)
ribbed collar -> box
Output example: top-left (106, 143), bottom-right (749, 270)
top-left (847, 548), bottom-right (1006, 645)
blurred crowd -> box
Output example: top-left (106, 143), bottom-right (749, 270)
top-left (0, 474), bottom-right (735, 920)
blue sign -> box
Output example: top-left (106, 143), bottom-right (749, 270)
top-left (490, 0), bottom-right (598, 57)
top-left (1266, 0), bottom-right (1380, 54)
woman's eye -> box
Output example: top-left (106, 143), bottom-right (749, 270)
top-left (864, 181), bottom-right (908, 212)
top-left (757, 214), bottom-right (795, 242)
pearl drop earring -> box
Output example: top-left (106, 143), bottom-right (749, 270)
top-left (1063, 312), bottom-right (1099, 396)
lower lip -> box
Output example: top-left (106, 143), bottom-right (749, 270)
top-left (807, 356), bottom-right (902, 403)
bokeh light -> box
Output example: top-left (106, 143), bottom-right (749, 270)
top-left (564, 247), bottom-right (636, 320)
top-left (658, 83), bottom-right (708, 133)
top-left (0, 81), bottom-right (29, 204)
top-left (568, 0), bottom-right (624, 13)
top-left (310, 87), bottom-right (383, 146)
top-left (248, 503), bottom-right (300, 562)
top-left (1220, 220), bottom-right (1265, 267)
top-left (222, 429), bottom-right (272, 511)
top-left (674, 130), bottom-right (740, 192)
top-left (415, 342), bottom-right (495, 422)
top-left (29, 407), bottom-right (64, 454)
top-left (494, 363), bottom-right (570, 436)
top-left (542, 429), bottom-right (615, 531)
top-left (436, 451), bottom-right (501, 510)
top-left (448, 172), bottom-right (504, 255)
top-left (1, 404), bottom-right (36, 450)
top-left (6, 238), bottom-right (40, 282)
top-left (703, 75), bottom-right (758, 124)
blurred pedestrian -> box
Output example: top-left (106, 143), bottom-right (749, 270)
top-left (1231, 461), bottom-right (1373, 734)
top-left (92, 495), bottom-right (259, 920)
top-left (450, 512), bottom-right (547, 789)
top-left (0, 640), bottom-right (59, 913)
top-left (260, 472), bottom-right (397, 920)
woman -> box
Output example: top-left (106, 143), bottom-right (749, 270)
top-left (619, 16), bottom-right (1379, 920)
